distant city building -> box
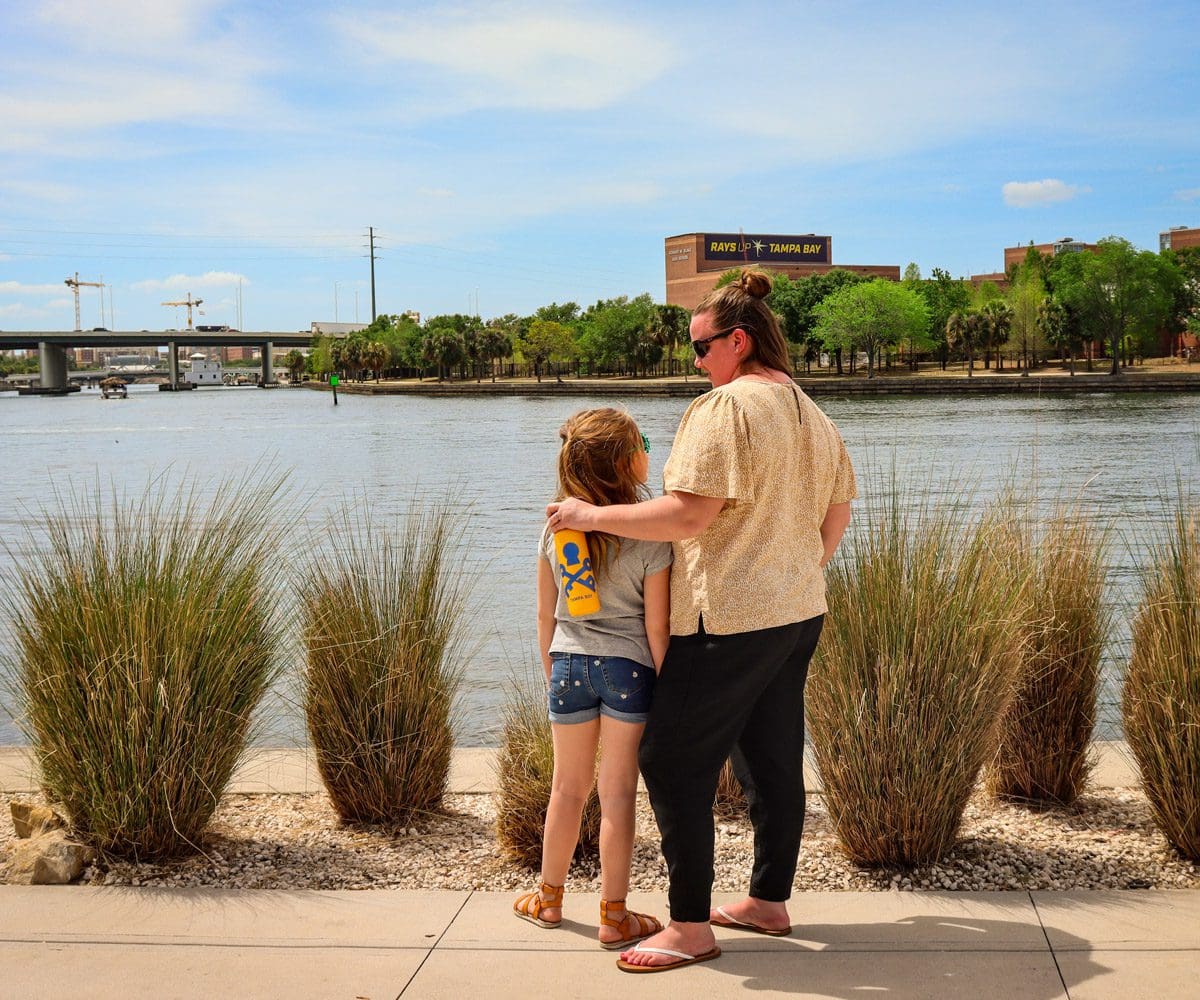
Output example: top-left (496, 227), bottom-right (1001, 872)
top-left (310, 321), bottom-right (370, 337)
top-left (971, 237), bottom-right (1098, 287)
top-left (1160, 225), bottom-right (1200, 252)
top-left (185, 352), bottom-right (223, 386)
top-left (665, 232), bottom-right (900, 311)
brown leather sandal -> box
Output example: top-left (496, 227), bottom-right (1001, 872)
top-left (599, 898), bottom-right (663, 950)
top-left (513, 882), bottom-right (564, 929)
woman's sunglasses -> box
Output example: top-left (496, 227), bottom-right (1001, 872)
top-left (691, 326), bottom-right (741, 358)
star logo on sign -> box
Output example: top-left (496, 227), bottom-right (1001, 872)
top-left (751, 240), bottom-right (765, 256)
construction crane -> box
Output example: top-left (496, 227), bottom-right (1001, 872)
top-left (64, 272), bottom-right (104, 332)
top-left (161, 293), bottom-right (204, 331)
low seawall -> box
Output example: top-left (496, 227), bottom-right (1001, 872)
top-left (305, 372), bottom-right (1200, 398)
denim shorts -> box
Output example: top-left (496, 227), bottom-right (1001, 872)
top-left (547, 652), bottom-right (655, 725)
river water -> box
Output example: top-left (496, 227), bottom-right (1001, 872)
top-left (1, 383), bottom-right (1196, 746)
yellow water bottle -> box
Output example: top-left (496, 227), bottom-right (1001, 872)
top-left (554, 529), bottom-right (601, 616)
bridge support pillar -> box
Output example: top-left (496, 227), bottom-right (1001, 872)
top-left (260, 341), bottom-right (276, 386)
top-left (37, 342), bottom-right (69, 390)
top-left (167, 341), bottom-right (179, 388)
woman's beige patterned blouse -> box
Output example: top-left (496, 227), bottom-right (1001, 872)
top-left (662, 379), bottom-right (857, 636)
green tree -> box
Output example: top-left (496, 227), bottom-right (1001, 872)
top-left (421, 329), bottom-right (465, 382)
top-left (916, 268), bottom-right (972, 370)
top-left (1055, 237), bottom-right (1180, 374)
top-left (478, 322), bottom-right (514, 382)
top-left (1037, 297), bottom-right (1077, 374)
top-left (775, 269), bottom-right (865, 374)
top-left (1006, 274), bottom-right (1044, 374)
top-left (577, 295), bottom-right (655, 374)
top-left (980, 298), bottom-right (1013, 371)
top-left (362, 341), bottom-right (388, 381)
top-left (521, 319), bottom-right (575, 381)
top-left (282, 349), bottom-right (306, 381)
top-left (814, 280), bottom-right (929, 379)
top-left (534, 302), bottom-right (581, 326)
top-left (945, 310), bottom-right (976, 375)
top-left (648, 303), bottom-right (690, 376)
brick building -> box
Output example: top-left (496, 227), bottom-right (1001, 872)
top-left (971, 237), bottom-right (1097, 287)
top-left (1160, 225), bottom-right (1200, 252)
top-left (665, 232), bottom-right (899, 311)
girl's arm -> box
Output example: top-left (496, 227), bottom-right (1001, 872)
top-left (547, 491), bottom-right (725, 542)
top-left (643, 565), bottom-right (670, 671)
top-left (536, 556), bottom-right (558, 682)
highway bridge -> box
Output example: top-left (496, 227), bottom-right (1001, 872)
top-left (0, 330), bottom-right (325, 394)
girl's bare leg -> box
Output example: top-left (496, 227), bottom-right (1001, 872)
top-left (596, 714), bottom-right (645, 944)
top-left (539, 718), bottom-right (601, 921)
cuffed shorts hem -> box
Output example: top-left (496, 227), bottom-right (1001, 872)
top-left (548, 705), bottom-right (649, 725)
top-left (548, 706), bottom-right (600, 725)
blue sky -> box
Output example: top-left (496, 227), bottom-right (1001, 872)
top-left (1, 0), bottom-right (1197, 332)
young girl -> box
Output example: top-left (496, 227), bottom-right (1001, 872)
top-left (513, 407), bottom-right (672, 949)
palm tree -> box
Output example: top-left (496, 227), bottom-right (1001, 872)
top-left (479, 328), bottom-right (511, 382)
top-left (981, 299), bottom-right (1013, 370)
top-left (1038, 298), bottom-right (1072, 375)
top-left (945, 311), bottom-right (974, 376)
top-left (648, 304), bottom-right (690, 376)
top-left (362, 341), bottom-right (388, 382)
top-left (422, 330), bottom-right (465, 382)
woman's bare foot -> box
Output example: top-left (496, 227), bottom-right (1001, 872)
top-left (617, 920), bottom-right (717, 968)
top-left (710, 896), bottom-right (791, 934)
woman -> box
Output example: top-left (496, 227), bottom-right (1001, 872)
top-left (547, 268), bottom-right (856, 974)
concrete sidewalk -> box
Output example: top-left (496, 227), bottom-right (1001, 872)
top-left (7, 744), bottom-right (1188, 999)
top-left (1, 886), bottom-right (1196, 998)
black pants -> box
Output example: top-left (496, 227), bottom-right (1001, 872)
top-left (639, 615), bottom-right (824, 922)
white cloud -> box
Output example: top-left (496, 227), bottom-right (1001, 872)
top-left (339, 4), bottom-right (677, 112)
top-left (1174, 187), bottom-right (1200, 201)
top-left (130, 271), bottom-right (250, 292)
top-left (0, 178), bottom-right (79, 203)
top-left (1002, 179), bottom-right (1089, 207)
top-left (0, 280), bottom-right (68, 296)
top-left (0, 2), bottom-right (284, 156)
top-left (35, 1), bottom-right (222, 55)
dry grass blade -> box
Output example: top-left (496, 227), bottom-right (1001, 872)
top-left (299, 500), bottom-right (472, 826)
top-left (807, 473), bottom-right (1026, 866)
top-left (1123, 489), bottom-right (1200, 861)
top-left (990, 507), bottom-right (1109, 806)
top-left (1, 473), bottom-right (289, 860)
top-left (494, 678), bottom-right (601, 869)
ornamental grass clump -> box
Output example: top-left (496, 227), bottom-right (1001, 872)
top-left (300, 503), bottom-right (471, 826)
top-left (713, 759), bottom-right (747, 819)
top-left (807, 480), bottom-right (1026, 867)
top-left (2, 477), bottom-right (287, 861)
top-left (495, 679), bottom-right (601, 868)
top-left (1123, 494), bottom-right (1200, 861)
top-left (989, 509), bottom-right (1109, 806)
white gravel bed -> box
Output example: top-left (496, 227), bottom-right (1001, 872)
top-left (3, 787), bottom-right (1197, 892)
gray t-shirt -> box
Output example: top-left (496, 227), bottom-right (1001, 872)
top-left (542, 529), bottom-right (673, 668)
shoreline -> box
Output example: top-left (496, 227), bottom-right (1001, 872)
top-left (304, 369), bottom-right (1200, 398)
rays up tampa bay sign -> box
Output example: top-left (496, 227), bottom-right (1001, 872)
top-left (703, 233), bottom-right (831, 264)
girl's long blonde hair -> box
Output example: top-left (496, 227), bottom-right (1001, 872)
top-left (555, 407), bottom-right (647, 576)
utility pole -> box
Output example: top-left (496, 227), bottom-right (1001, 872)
top-left (368, 226), bottom-right (378, 321)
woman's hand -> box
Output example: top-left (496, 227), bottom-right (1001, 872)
top-left (546, 496), bottom-right (597, 532)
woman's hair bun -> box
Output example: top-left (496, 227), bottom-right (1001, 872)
top-left (737, 269), bottom-right (772, 299)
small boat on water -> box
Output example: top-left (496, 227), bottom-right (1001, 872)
top-left (100, 376), bottom-right (128, 399)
